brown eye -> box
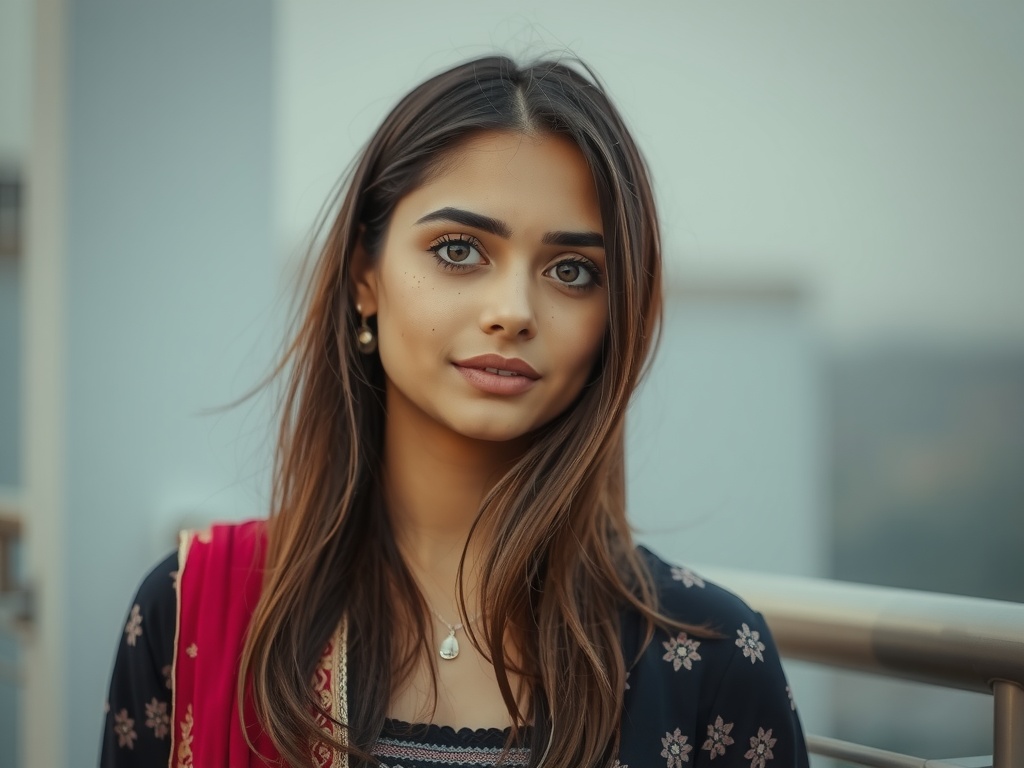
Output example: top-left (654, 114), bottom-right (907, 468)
top-left (555, 263), bottom-right (581, 283)
top-left (546, 259), bottom-right (596, 288)
top-left (445, 243), bottom-right (472, 263)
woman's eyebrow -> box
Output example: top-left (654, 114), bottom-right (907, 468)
top-left (416, 207), bottom-right (605, 249)
top-left (542, 231), bottom-right (604, 248)
top-left (415, 207), bottom-right (512, 238)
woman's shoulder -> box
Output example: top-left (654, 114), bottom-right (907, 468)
top-left (115, 540), bottom-right (184, 657)
top-left (132, 549), bottom-right (179, 613)
top-left (619, 553), bottom-right (810, 765)
top-left (635, 544), bottom-right (761, 633)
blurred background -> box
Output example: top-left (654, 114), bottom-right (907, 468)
top-left (1, 1), bottom-right (1022, 766)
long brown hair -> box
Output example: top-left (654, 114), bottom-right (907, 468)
top-left (240, 55), bottom-right (683, 767)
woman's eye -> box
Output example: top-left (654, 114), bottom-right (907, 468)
top-left (547, 259), bottom-right (597, 288)
top-left (431, 238), bottom-right (484, 267)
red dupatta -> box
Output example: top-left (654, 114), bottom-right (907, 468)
top-left (170, 520), bottom-right (349, 768)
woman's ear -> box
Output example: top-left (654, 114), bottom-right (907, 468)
top-left (350, 231), bottom-right (379, 317)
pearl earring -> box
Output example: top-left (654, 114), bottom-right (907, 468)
top-left (355, 304), bottom-right (377, 354)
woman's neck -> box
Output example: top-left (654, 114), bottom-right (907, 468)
top-left (381, 388), bottom-right (527, 594)
top-left (379, 384), bottom-right (534, 728)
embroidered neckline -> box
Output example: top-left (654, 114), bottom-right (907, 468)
top-left (381, 717), bottom-right (529, 748)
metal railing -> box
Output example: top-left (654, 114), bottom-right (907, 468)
top-left (700, 566), bottom-right (1024, 768)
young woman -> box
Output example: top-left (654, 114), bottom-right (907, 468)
top-left (101, 55), bottom-right (809, 768)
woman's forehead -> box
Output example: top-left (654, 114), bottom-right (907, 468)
top-left (395, 131), bottom-right (604, 238)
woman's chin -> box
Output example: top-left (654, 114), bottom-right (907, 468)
top-left (451, 421), bottom-right (534, 446)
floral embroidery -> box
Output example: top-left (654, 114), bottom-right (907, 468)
top-left (786, 685), bottom-right (796, 711)
top-left (312, 741), bottom-right (333, 767)
top-left (145, 697), bottom-right (170, 739)
top-left (113, 708), bottom-right (137, 749)
top-left (662, 632), bottom-right (702, 671)
top-left (660, 728), bottom-right (693, 767)
top-left (701, 716), bottom-right (735, 759)
top-left (162, 664), bottom-right (173, 690)
top-left (625, 671), bottom-right (631, 691)
top-left (613, 761), bottom-right (629, 768)
top-left (735, 623), bottom-right (766, 664)
top-left (309, 621), bottom-right (347, 766)
top-left (177, 704), bottom-right (194, 767)
top-left (670, 565), bottom-right (705, 588)
top-left (185, 642), bottom-right (198, 658)
top-left (745, 728), bottom-right (776, 768)
top-left (124, 604), bottom-right (143, 647)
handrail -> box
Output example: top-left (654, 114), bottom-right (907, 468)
top-left (698, 565), bottom-right (1024, 768)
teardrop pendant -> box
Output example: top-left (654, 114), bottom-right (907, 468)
top-left (439, 630), bottom-right (460, 660)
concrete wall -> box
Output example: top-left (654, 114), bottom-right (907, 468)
top-left (0, 258), bottom-right (19, 489)
top-left (60, 2), bottom-right (276, 763)
top-left (0, 0), bottom-right (29, 488)
top-left (0, 0), bottom-right (32, 164)
top-left (0, 2), bottom-right (30, 765)
top-left (628, 292), bottom-right (825, 577)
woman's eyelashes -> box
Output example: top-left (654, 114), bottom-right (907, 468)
top-left (427, 234), bottom-right (486, 269)
top-left (426, 234), bottom-right (603, 291)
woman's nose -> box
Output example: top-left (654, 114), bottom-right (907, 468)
top-left (478, 267), bottom-right (537, 340)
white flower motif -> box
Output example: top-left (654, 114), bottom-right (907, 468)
top-left (660, 728), bottom-right (693, 767)
top-left (625, 671), bottom-right (631, 691)
top-left (113, 708), bottom-right (137, 749)
top-left (662, 632), bottom-right (703, 671)
top-left (162, 664), bottom-right (173, 690)
top-left (735, 623), bottom-right (766, 664)
top-left (613, 761), bottom-right (629, 768)
top-left (671, 565), bottom-right (705, 588)
top-left (124, 604), bottom-right (143, 647)
top-left (144, 697), bottom-right (170, 739)
top-left (701, 716), bottom-right (735, 759)
top-left (744, 727), bottom-right (776, 768)
top-left (185, 642), bottom-right (198, 658)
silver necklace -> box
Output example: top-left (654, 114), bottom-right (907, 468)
top-left (430, 607), bottom-right (478, 661)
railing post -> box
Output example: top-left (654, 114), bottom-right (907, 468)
top-left (993, 680), bottom-right (1024, 768)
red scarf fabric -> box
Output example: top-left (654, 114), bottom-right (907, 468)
top-left (171, 519), bottom-right (282, 767)
top-left (167, 519), bottom-right (352, 767)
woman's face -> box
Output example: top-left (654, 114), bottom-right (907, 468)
top-left (356, 130), bottom-right (608, 444)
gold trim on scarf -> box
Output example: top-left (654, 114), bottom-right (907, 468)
top-left (336, 615), bottom-right (349, 766)
top-left (311, 615), bottom-right (349, 767)
top-left (169, 530), bottom-right (195, 768)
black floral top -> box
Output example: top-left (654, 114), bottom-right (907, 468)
top-left (101, 548), bottom-right (808, 767)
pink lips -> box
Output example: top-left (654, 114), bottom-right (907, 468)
top-left (453, 354), bottom-right (540, 396)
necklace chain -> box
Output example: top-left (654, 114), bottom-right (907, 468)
top-left (430, 606), bottom-right (479, 633)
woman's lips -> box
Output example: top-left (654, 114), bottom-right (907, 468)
top-left (453, 354), bottom-right (540, 396)
top-left (454, 365), bottom-right (539, 395)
